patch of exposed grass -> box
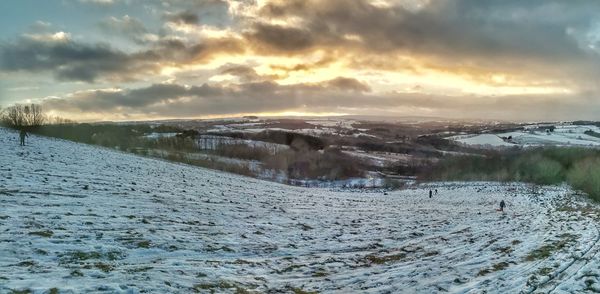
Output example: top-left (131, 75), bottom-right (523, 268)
top-left (28, 230), bottom-right (53, 237)
top-left (492, 262), bottom-right (509, 271)
top-left (136, 240), bottom-right (151, 248)
top-left (94, 262), bottom-right (114, 272)
top-left (423, 251), bottom-right (439, 257)
top-left (525, 234), bottom-right (577, 262)
top-left (477, 261), bottom-right (510, 276)
top-left (9, 289), bottom-right (32, 294)
top-left (106, 251), bottom-right (125, 261)
top-left (232, 259), bottom-right (253, 265)
top-left (288, 287), bottom-right (319, 294)
top-left (299, 223), bottom-right (313, 231)
top-left (234, 287), bottom-right (251, 294)
top-left (63, 251), bottom-right (102, 262)
top-left (17, 261), bottom-right (36, 267)
top-left (206, 245), bottom-right (234, 252)
top-left (126, 266), bottom-right (153, 273)
top-left (279, 264), bottom-right (303, 273)
top-left (192, 280), bottom-right (244, 293)
top-left (525, 244), bottom-right (555, 261)
top-left (60, 250), bottom-right (126, 265)
top-left (363, 252), bottom-right (406, 265)
top-left (34, 249), bottom-right (48, 255)
top-left (493, 246), bottom-right (513, 255)
top-left (538, 267), bottom-right (553, 275)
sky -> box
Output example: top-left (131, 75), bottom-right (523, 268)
top-left (1, 0), bottom-right (600, 122)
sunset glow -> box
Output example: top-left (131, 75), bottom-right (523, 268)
top-left (1, 0), bottom-right (600, 121)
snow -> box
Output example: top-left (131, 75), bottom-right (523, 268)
top-left (196, 135), bottom-right (289, 152)
top-left (143, 132), bottom-right (178, 139)
top-left (497, 129), bottom-right (600, 147)
top-left (305, 119), bottom-right (357, 129)
top-left (207, 123), bottom-right (376, 138)
top-left (2, 128), bottom-right (600, 293)
top-left (342, 149), bottom-right (413, 167)
top-left (452, 124), bottom-right (600, 148)
top-left (450, 134), bottom-right (516, 147)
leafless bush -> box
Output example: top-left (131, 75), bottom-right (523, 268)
top-left (47, 116), bottom-right (77, 125)
top-left (264, 147), bottom-right (363, 180)
top-left (212, 143), bottom-right (272, 161)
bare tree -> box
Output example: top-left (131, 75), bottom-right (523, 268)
top-left (48, 115), bottom-right (76, 125)
top-left (24, 104), bottom-right (46, 126)
top-left (0, 104), bottom-right (47, 128)
top-left (2, 104), bottom-right (24, 127)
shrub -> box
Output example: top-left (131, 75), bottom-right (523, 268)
top-left (264, 147), bottom-right (363, 180)
top-left (514, 154), bottom-right (563, 185)
top-left (423, 147), bottom-right (600, 200)
top-left (567, 158), bottom-right (600, 201)
top-left (212, 144), bottom-right (272, 161)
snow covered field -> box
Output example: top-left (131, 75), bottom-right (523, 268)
top-left (450, 134), bottom-right (517, 148)
top-left (2, 128), bottom-right (600, 293)
top-left (450, 124), bottom-right (600, 148)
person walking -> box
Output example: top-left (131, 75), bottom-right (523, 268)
top-left (19, 129), bottom-right (28, 146)
top-left (499, 200), bottom-right (506, 212)
top-left (429, 190), bottom-right (433, 198)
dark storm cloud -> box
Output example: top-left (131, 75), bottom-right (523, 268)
top-left (164, 11), bottom-right (199, 25)
top-left (325, 77), bottom-right (371, 92)
top-left (0, 36), bottom-right (158, 82)
top-left (42, 77), bottom-right (371, 114)
top-left (44, 83), bottom-right (223, 111)
top-left (244, 23), bottom-right (316, 52)
top-left (0, 34), bottom-right (245, 82)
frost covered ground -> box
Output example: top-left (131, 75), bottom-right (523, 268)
top-left (450, 124), bottom-right (600, 148)
top-left (2, 128), bottom-right (600, 293)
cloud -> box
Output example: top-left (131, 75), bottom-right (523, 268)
top-left (323, 77), bottom-right (371, 92)
top-left (0, 35), bottom-right (152, 82)
top-left (78, 0), bottom-right (116, 5)
top-left (7, 0), bottom-right (600, 121)
top-left (218, 64), bottom-right (263, 82)
top-left (98, 15), bottom-right (155, 44)
top-left (164, 11), bottom-right (199, 25)
top-left (0, 32), bottom-right (245, 82)
top-left (245, 0), bottom-right (600, 88)
top-left (41, 77), bottom-right (600, 122)
top-left (42, 77), bottom-right (370, 116)
top-left (244, 23), bottom-right (316, 52)
top-left (161, 0), bottom-right (231, 27)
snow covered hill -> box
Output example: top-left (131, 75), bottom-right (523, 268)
top-left (450, 124), bottom-right (600, 148)
top-left (2, 128), bottom-right (600, 293)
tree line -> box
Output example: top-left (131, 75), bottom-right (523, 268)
top-left (0, 103), bottom-right (75, 129)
